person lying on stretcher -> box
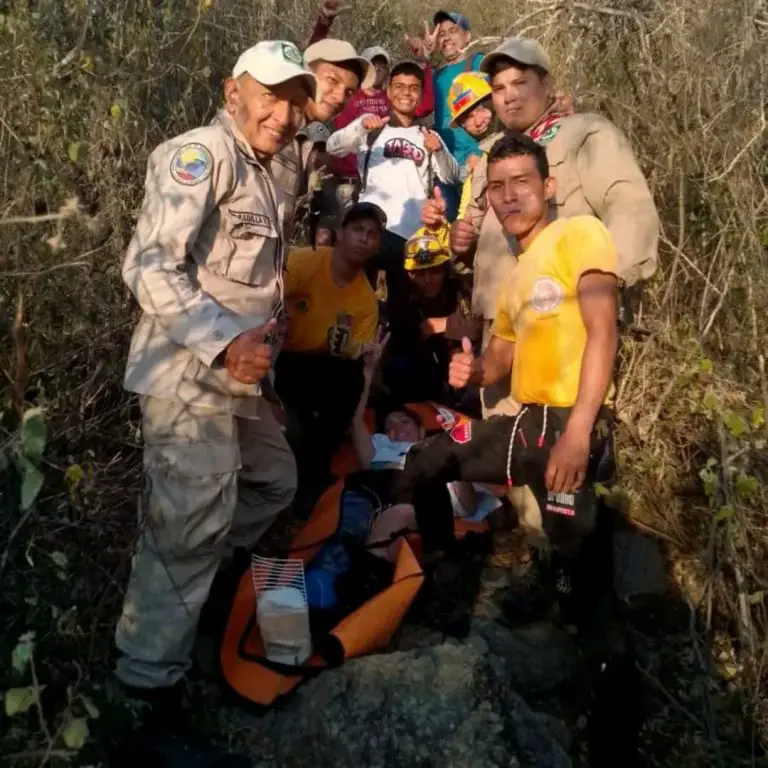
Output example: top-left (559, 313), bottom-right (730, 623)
top-left (349, 329), bottom-right (500, 557)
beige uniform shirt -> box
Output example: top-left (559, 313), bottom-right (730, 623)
top-left (464, 112), bottom-right (660, 319)
top-left (272, 130), bottom-right (314, 241)
top-left (122, 110), bottom-right (286, 413)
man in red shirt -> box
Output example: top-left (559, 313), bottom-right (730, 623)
top-left (316, 47), bottom-right (435, 245)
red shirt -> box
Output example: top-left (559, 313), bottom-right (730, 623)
top-left (327, 66), bottom-right (436, 180)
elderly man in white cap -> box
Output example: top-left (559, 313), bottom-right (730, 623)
top-left (113, 40), bottom-right (315, 767)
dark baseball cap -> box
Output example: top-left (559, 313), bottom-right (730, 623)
top-left (433, 10), bottom-right (471, 30)
top-left (342, 202), bottom-right (387, 231)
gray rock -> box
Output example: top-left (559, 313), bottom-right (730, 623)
top-left (473, 620), bottom-right (576, 693)
top-left (534, 712), bottom-right (572, 753)
top-left (465, 632), bottom-right (490, 656)
top-left (250, 643), bottom-right (571, 768)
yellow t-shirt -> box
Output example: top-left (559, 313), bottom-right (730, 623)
top-left (490, 216), bottom-right (618, 407)
top-left (282, 246), bottom-right (378, 358)
top-left (457, 174), bottom-right (472, 220)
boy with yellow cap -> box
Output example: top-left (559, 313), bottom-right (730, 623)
top-left (382, 228), bottom-right (482, 410)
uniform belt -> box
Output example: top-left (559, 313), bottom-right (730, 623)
top-left (335, 176), bottom-right (359, 184)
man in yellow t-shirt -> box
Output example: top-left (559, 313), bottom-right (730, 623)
top-left (391, 133), bottom-right (619, 623)
top-left (275, 202), bottom-right (383, 515)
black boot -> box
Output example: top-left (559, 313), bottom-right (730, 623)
top-left (500, 548), bottom-right (560, 626)
top-left (109, 683), bottom-right (251, 768)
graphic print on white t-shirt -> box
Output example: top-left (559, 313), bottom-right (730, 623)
top-left (382, 137), bottom-right (426, 166)
top-left (325, 116), bottom-right (460, 241)
top-left (358, 125), bottom-right (459, 239)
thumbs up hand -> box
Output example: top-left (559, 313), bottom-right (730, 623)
top-left (450, 215), bottom-right (479, 255)
top-left (224, 318), bottom-right (278, 384)
top-left (421, 186), bottom-right (447, 229)
top-left (448, 336), bottom-right (479, 388)
top-left (362, 115), bottom-right (390, 131)
top-left (421, 128), bottom-right (442, 153)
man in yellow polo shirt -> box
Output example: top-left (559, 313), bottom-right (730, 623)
top-left (275, 201), bottom-right (382, 515)
top-left (392, 132), bottom-right (618, 623)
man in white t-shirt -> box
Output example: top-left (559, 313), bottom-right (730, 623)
top-left (326, 60), bottom-right (459, 305)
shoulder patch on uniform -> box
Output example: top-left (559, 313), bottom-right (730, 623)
top-left (531, 277), bottom-right (564, 312)
top-left (170, 143), bottom-right (212, 186)
top-left (530, 113), bottom-right (563, 146)
top-left (449, 421), bottom-right (472, 444)
top-left (537, 123), bottom-right (561, 145)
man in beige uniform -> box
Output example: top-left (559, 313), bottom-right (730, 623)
top-left (427, 37), bottom-right (659, 544)
top-left (272, 39), bottom-right (375, 239)
top-left (453, 38), bottom-right (658, 410)
top-left (114, 41), bottom-right (314, 766)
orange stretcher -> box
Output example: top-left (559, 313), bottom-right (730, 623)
top-left (220, 401), bottom-right (490, 706)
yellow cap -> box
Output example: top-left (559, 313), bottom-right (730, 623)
top-left (405, 229), bottom-right (451, 271)
top-left (448, 72), bottom-right (492, 128)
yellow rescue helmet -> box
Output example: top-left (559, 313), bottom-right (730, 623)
top-left (448, 72), bottom-right (492, 128)
top-left (404, 229), bottom-right (451, 271)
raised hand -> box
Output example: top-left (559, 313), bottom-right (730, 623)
top-left (422, 21), bottom-right (440, 56)
top-left (362, 114), bottom-right (390, 131)
top-left (421, 128), bottom-right (442, 153)
top-left (319, 0), bottom-right (350, 22)
top-left (362, 326), bottom-right (391, 374)
top-left (448, 337), bottom-right (478, 388)
top-left (404, 30), bottom-right (426, 58)
top-left (421, 186), bottom-right (447, 229)
top-left (450, 216), bottom-right (479, 255)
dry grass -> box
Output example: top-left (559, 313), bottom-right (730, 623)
top-left (1, 0), bottom-right (767, 765)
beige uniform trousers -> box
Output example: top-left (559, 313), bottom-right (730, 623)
top-left (479, 322), bottom-right (547, 549)
top-left (115, 395), bottom-right (296, 688)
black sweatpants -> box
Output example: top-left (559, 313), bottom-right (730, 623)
top-left (391, 405), bottom-right (615, 555)
top-left (275, 352), bottom-right (365, 506)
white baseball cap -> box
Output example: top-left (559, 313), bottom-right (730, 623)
top-left (360, 46), bottom-right (391, 65)
top-left (232, 40), bottom-right (317, 97)
top-left (480, 37), bottom-right (552, 75)
top-left (304, 39), bottom-right (376, 90)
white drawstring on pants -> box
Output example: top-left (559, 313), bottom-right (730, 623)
top-left (505, 405), bottom-right (549, 488)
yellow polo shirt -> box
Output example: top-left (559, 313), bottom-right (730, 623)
top-left (491, 216), bottom-right (618, 407)
top-left (283, 246), bottom-right (378, 358)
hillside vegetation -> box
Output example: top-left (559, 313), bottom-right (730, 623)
top-left (1, 0), bottom-right (767, 764)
